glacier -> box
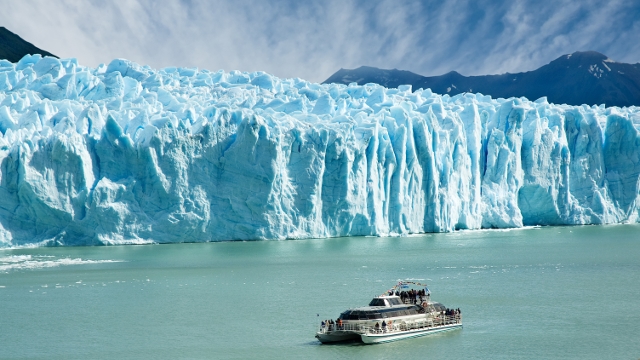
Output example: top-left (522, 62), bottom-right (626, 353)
top-left (0, 54), bottom-right (640, 247)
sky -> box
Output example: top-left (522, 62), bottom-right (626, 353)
top-left (2, 0), bottom-right (640, 83)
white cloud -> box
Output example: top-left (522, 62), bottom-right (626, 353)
top-left (1, 0), bottom-right (638, 82)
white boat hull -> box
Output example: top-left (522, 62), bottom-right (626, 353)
top-left (360, 322), bottom-right (462, 344)
top-left (315, 330), bottom-right (361, 343)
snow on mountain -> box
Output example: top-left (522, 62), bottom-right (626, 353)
top-left (0, 55), bottom-right (639, 246)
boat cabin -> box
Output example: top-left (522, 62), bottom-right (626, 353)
top-left (339, 305), bottom-right (423, 320)
top-left (338, 296), bottom-right (448, 321)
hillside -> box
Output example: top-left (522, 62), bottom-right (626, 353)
top-left (0, 26), bottom-right (56, 63)
top-left (324, 51), bottom-right (640, 107)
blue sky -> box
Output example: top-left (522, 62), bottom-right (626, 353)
top-left (2, 0), bottom-right (640, 82)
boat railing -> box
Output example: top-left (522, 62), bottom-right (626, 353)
top-left (362, 314), bottom-right (462, 335)
top-left (317, 322), bottom-right (367, 333)
top-left (317, 314), bottom-right (462, 334)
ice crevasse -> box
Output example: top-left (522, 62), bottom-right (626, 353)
top-left (0, 54), bottom-right (639, 246)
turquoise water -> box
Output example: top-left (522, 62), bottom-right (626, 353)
top-left (1, 225), bottom-right (639, 359)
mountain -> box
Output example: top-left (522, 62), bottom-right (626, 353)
top-left (324, 51), bottom-right (640, 107)
top-left (1, 57), bottom-right (640, 246)
top-left (0, 26), bottom-right (57, 63)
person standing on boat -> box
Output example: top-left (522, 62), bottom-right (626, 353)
top-left (382, 320), bottom-right (387, 332)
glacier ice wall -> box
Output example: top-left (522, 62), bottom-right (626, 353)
top-left (1, 54), bottom-right (640, 246)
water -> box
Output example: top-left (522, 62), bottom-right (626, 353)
top-left (1, 225), bottom-right (639, 359)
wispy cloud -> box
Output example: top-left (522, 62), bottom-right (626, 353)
top-left (1, 0), bottom-right (639, 82)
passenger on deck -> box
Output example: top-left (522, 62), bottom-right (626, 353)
top-left (375, 322), bottom-right (380, 333)
top-left (382, 320), bottom-right (387, 331)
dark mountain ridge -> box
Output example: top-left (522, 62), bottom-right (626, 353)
top-left (0, 26), bottom-right (57, 63)
top-left (324, 51), bottom-right (640, 107)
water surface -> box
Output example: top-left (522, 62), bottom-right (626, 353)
top-left (1, 225), bottom-right (639, 359)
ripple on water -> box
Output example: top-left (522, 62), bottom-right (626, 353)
top-left (0, 255), bottom-right (123, 272)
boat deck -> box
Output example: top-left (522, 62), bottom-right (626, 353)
top-left (316, 314), bottom-right (462, 344)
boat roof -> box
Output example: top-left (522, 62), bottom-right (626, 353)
top-left (348, 301), bottom-right (443, 311)
top-left (352, 304), bottom-right (414, 311)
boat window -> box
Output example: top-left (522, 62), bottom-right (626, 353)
top-left (348, 314), bottom-right (359, 320)
top-left (367, 313), bottom-right (382, 319)
top-left (368, 298), bottom-right (386, 307)
top-left (388, 298), bottom-right (403, 306)
top-left (378, 306), bottom-right (415, 317)
top-left (339, 311), bottom-right (351, 320)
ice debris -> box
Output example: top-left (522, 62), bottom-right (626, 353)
top-left (0, 54), bottom-right (640, 246)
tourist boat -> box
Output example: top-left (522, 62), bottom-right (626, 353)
top-left (315, 281), bottom-right (462, 344)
